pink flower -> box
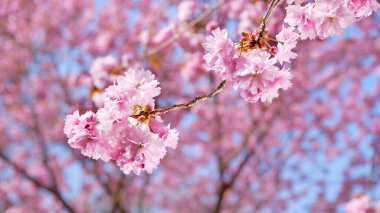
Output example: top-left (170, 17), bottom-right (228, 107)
top-left (115, 124), bottom-right (167, 175)
top-left (375, 200), bottom-right (380, 213)
top-left (181, 52), bottom-right (205, 81)
top-left (314, 0), bottom-right (355, 39)
top-left (345, 195), bottom-right (371, 213)
top-left (233, 50), bottom-right (292, 103)
top-left (238, 2), bottom-right (266, 33)
top-left (153, 23), bottom-right (176, 44)
top-left (206, 20), bottom-right (219, 32)
top-left (64, 110), bottom-right (111, 161)
top-left (65, 68), bottom-right (178, 175)
top-left (275, 26), bottom-right (299, 64)
top-left (349, 0), bottom-right (380, 17)
top-left (203, 28), bottom-right (237, 79)
top-left (104, 68), bottom-right (160, 107)
top-left (150, 117), bottom-right (179, 149)
top-left (5, 207), bottom-right (27, 213)
top-left (285, 4), bottom-right (317, 39)
top-left (178, 0), bottom-right (196, 21)
top-left (90, 55), bottom-right (120, 89)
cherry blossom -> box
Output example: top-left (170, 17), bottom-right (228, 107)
top-left (345, 195), bottom-right (380, 213)
top-left (64, 68), bottom-right (178, 175)
top-left (1, 0), bottom-right (380, 212)
top-left (314, 0), bottom-right (355, 39)
top-left (64, 110), bottom-right (111, 162)
top-left (275, 26), bottom-right (299, 64)
top-left (234, 50), bottom-right (292, 102)
top-left (203, 28), bottom-right (237, 79)
top-left (349, 0), bottom-right (380, 17)
top-left (285, 4), bottom-right (317, 39)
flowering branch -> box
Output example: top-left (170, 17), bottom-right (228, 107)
top-left (132, 0), bottom-right (283, 153)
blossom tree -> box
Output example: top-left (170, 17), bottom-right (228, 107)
top-left (1, 0), bottom-right (380, 212)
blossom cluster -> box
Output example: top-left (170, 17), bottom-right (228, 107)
top-left (285, 0), bottom-right (379, 39)
top-left (345, 195), bottom-right (380, 213)
top-left (89, 55), bottom-right (129, 107)
top-left (203, 28), bottom-right (293, 103)
top-left (64, 68), bottom-right (178, 175)
top-left (203, 0), bottom-right (379, 103)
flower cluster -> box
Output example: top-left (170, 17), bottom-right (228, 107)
top-left (89, 55), bottom-right (127, 107)
top-left (64, 68), bottom-right (178, 175)
top-left (203, 0), bottom-right (379, 103)
top-left (203, 28), bottom-right (237, 80)
top-left (285, 0), bottom-right (379, 40)
top-left (275, 26), bottom-right (299, 65)
top-left (234, 50), bottom-right (292, 103)
top-left (345, 195), bottom-right (380, 213)
top-left (203, 28), bottom-right (292, 103)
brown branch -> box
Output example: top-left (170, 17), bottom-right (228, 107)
top-left (93, 163), bottom-right (114, 197)
top-left (30, 108), bottom-right (59, 189)
top-left (212, 131), bottom-right (267, 213)
top-left (259, 0), bottom-right (282, 35)
top-left (151, 80), bottom-right (226, 116)
top-left (0, 151), bottom-right (49, 190)
top-left (213, 182), bottom-right (230, 213)
top-left (137, 174), bottom-right (151, 213)
top-left (367, 135), bottom-right (380, 192)
top-left (212, 112), bottom-right (278, 212)
top-left (0, 151), bottom-right (75, 213)
top-left (213, 151), bottom-right (253, 213)
top-left (110, 176), bottom-right (128, 213)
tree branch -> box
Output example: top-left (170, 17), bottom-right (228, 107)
top-left (137, 174), bottom-right (151, 213)
top-left (110, 176), bottom-right (128, 213)
top-left (259, 0), bottom-right (282, 34)
top-left (140, 0), bottom-right (281, 117)
top-left (150, 80), bottom-right (226, 116)
top-left (213, 182), bottom-right (230, 213)
top-left (30, 107), bottom-right (59, 189)
top-left (0, 151), bottom-right (75, 213)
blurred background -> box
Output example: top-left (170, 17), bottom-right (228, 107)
top-left (0, 0), bottom-right (380, 212)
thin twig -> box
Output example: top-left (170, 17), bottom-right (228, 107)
top-left (367, 135), bottom-right (380, 194)
top-left (30, 107), bottom-right (59, 189)
top-left (151, 80), bottom-right (226, 116)
top-left (145, 0), bottom-right (226, 57)
top-left (259, 0), bottom-right (281, 33)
